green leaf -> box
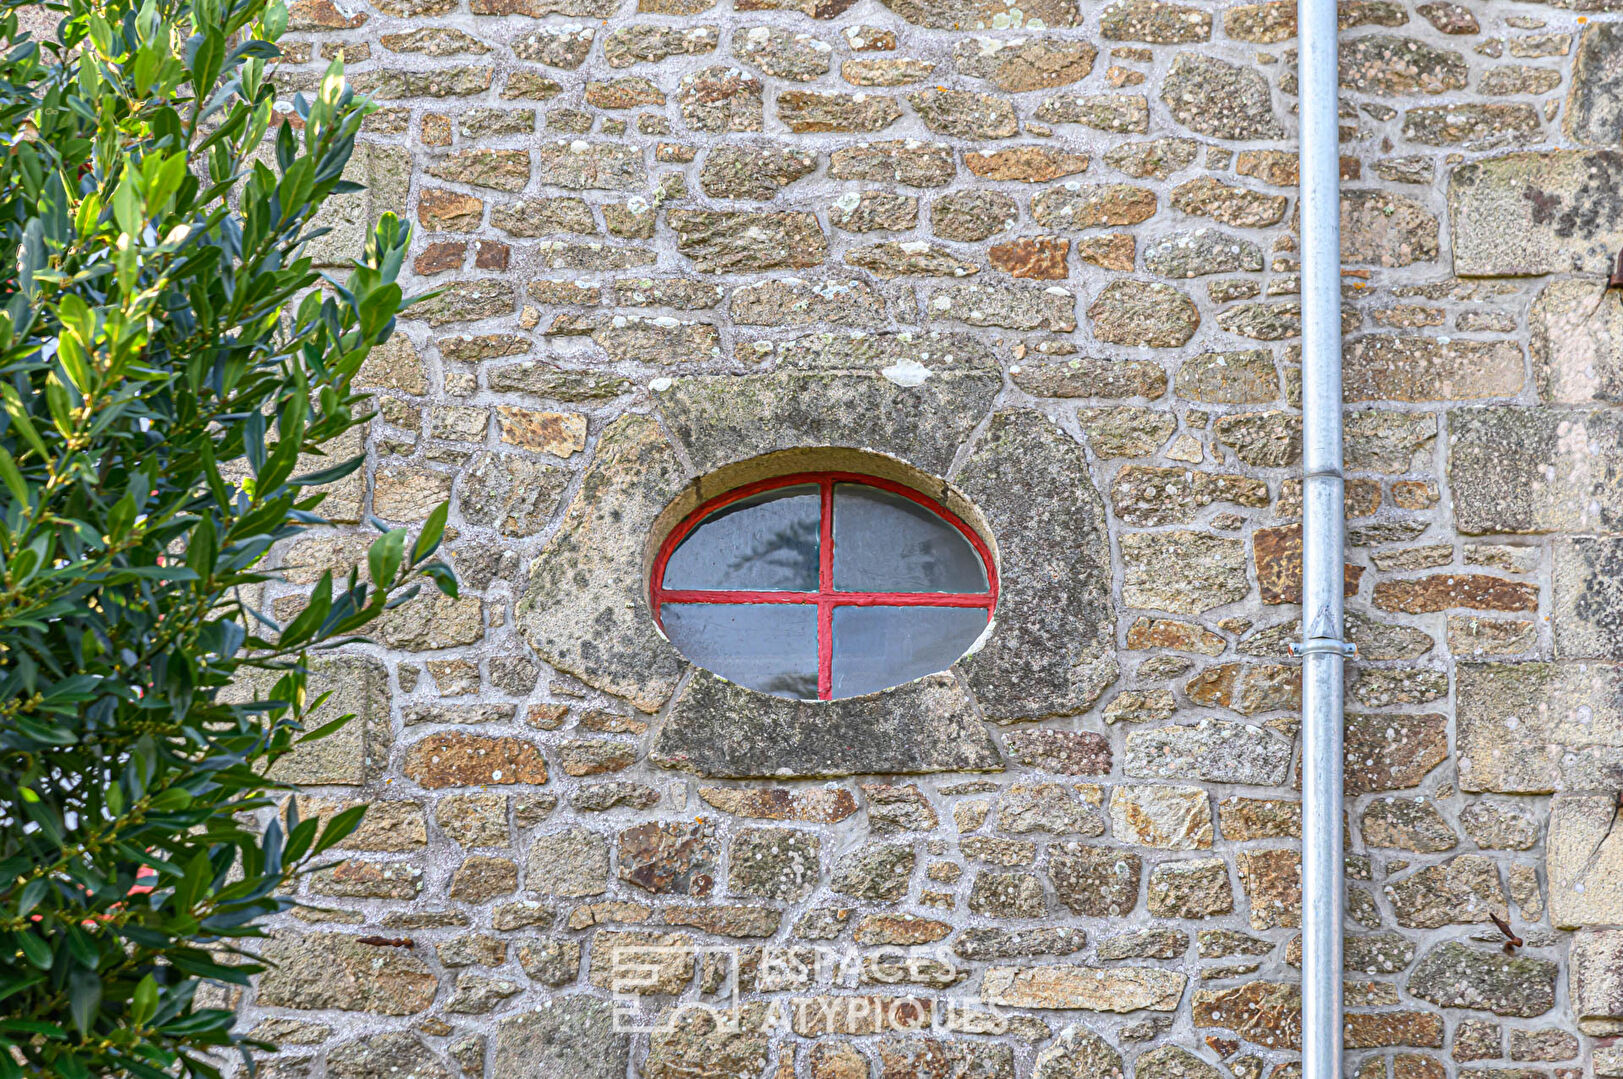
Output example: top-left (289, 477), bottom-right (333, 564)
top-left (16, 932), bottom-right (52, 971)
top-left (148, 788), bottom-right (195, 812)
top-left (0, 384), bottom-right (48, 460)
top-left (419, 560), bottom-right (459, 600)
top-left (16, 879), bottom-right (46, 917)
top-left (366, 528), bottom-right (404, 589)
top-left (131, 975), bottom-right (159, 1027)
top-left (0, 974), bottom-right (45, 1008)
top-left (295, 710), bottom-right (356, 744)
top-left (185, 514), bottom-right (217, 580)
top-left (69, 968), bottom-right (102, 1036)
top-left (278, 571), bottom-right (333, 647)
top-left (357, 282), bottom-right (402, 342)
top-left (313, 805), bottom-right (367, 854)
top-left (411, 501), bottom-right (448, 565)
top-left (188, 28), bottom-right (225, 100)
top-left (0, 446), bottom-right (30, 507)
top-left (112, 171), bottom-right (142, 237)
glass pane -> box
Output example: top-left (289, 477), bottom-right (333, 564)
top-left (663, 485), bottom-right (821, 592)
top-left (660, 603), bottom-right (819, 699)
top-left (831, 605), bottom-right (989, 698)
top-left (832, 484), bottom-right (987, 593)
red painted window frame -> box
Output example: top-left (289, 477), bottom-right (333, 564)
top-left (650, 471), bottom-right (998, 701)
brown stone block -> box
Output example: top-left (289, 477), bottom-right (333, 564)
top-left (841, 56), bottom-right (936, 86)
top-left (853, 914), bottom-right (952, 946)
top-left (586, 930), bottom-right (694, 994)
top-left (1253, 524), bottom-right (1363, 605)
top-left (1049, 843), bottom-right (1140, 916)
top-left (1185, 662), bottom-right (1301, 715)
top-left (311, 859), bottom-right (423, 900)
top-left (1236, 848), bottom-right (1300, 929)
top-left (1111, 784), bottom-right (1213, 850)
top-left (964, 146), bottom-right (1089, 182)
top-left (1115, 466), bottom-right (1268, 527)
top-left (1076, 233), bottom-right (1137, 271)
top-left (1372, 573), bottom-right (1536, 613)
top-left (448, 856), bottom-right (518, 902)
top-left (1344, 1012), bottom-right (1446, 1050)
top-left (402, 733), bottom-right (548, 789)
top-left (417, 188), bottom-right (484, 232)
top-left (1172, 177), bottom-right (1288, 227)
top-left (1338, 712), bottom-right (1448, 794)
top-left (1193, 981), bottom-right (1302, 1050)
top-left (1003, 730), bottom-right (1111, 775)
top-left (829, 140), bottom-right (955, 187)
top-left (954, 38), bottom-right (1095, 91)
top-left (413, 240), bottom-right (466, 275)
top-left (989, 236), bottom-right (1069, 279)
top-left (1033, 183), bottom-right (1157, 229)
top-left (780, 90), bottom-right (902, 133)
top-left (1034, 92), bottom-right (1149, 133)
top-left (1219, 797), bottom-right (1301, 840)
top-left (1410, 943), bottom-right (1558, 1018)
top-left (1160, 54), bottom-right (1283, 138)
top-left (1385, 855), bottom-right (1505, 928)
top-left (618, 821), bottom-right (718, 897)
top-left (495, 406), bottom-right (587, 457)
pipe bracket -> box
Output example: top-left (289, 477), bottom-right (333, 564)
top-left (1290, 638), bottom-right (1357, 658)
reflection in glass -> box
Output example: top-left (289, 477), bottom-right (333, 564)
top-left (830, 605), bottom-right (990, 698)
top-left (660, 603), bottom-right (819, 699)
top-left (663, 485), bottom-right (820, 591)
top-left (832, 484), bottom-right (987, 593)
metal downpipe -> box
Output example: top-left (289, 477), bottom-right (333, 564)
top-left (1296, 0), bottom-right (1346, 1075)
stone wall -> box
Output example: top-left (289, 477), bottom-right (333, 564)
top-left (241, 0), bottom-right (1623, 1075)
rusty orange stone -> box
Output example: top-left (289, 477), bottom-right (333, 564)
top-left (474, 239), bottom-right (510, 270)
top-left (1339, 712), bottom-right (1449, 795)
top-left (1393, 1056), bottom-right (1447, 1079)
top-left (1344, 1011), bottom-right (1445, 1050)
top-left (402, 732), bottom-right (548, 789)
top-left (1372, 574), bottom-right (1537, 613)
top-left (1126, 617), bottom-right (1226, 655)
top-left (1254, 524), bottom-right (1364, 604)
top-left (496, 407), bottom-right (587, 457)
top-left (1391, 480), bottom-right (1439, 510)
top-left (413, 241), bottom-right (465, 276)
top-left (988, 236), bottom-right (1069, 279)
top-left (964, 146), bottom-right (1090, 183)
top-left (416, 188), bottom-right (483, 231)
top-left (852, 913), bottom-right (953, 946)
top-left (1194, 981), bottom-right (1303, 1051)
top-left (616, 821), bottom-right (717, 896)
top-left (288, 0), bottom-right (366, 29)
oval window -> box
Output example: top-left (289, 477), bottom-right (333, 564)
top-left (650, 473), bottom-right (997, 701)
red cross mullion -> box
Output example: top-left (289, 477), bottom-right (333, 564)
top-left (652, 473), bottom-right (997, 702)
top-left (818, 477), bottom-right (834, 700)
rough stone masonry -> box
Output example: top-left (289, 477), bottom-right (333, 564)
top-left (234, 0), bottom-right (1623, 1075)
